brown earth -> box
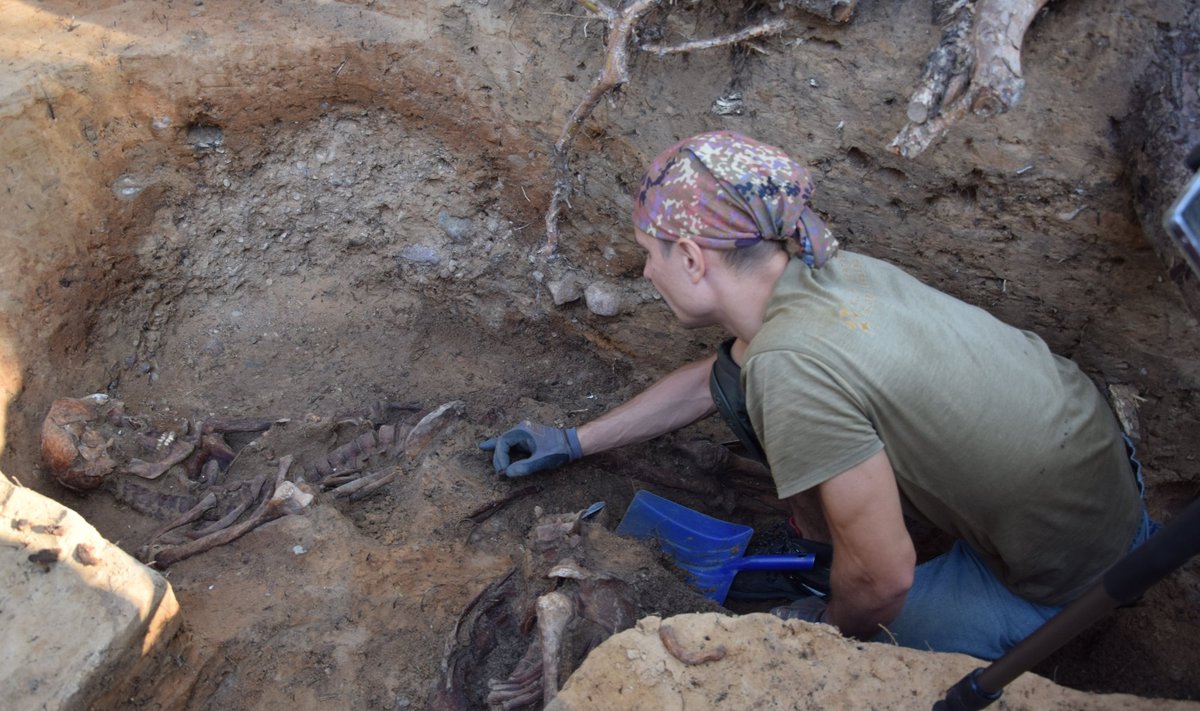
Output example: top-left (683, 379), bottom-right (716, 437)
top-left (0, 0), bottom-right (1198, 708)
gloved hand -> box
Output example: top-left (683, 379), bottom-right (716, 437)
top-left (479, 421), bottom-right (583, 478)
top-left (770, 596), bottom-right (828, 624)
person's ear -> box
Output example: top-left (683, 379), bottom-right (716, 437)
top-left (676, 237), bottom-right (707, 284)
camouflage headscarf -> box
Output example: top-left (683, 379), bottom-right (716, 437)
top-left (633, 131), bottom-right (838, 268)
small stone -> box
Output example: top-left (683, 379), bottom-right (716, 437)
top-left (398, 245), bottom-right (442, 265)
top-left (202, 336), bottom-right (225, 356)
top-left (584, 282), bottom-right (621, 317)
top-left (437, 210), bottom-right (473, 241)
top-left (548, 276), bottom-right (583, 305)
top-left (186, 124), bottom-right (223, 150)
top-left (112, 175), bottom-right (147, 200)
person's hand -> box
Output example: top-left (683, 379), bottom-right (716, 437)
top-left (479, 421), bottom-right (583, 477)
top-left (770, 596), bottom-right (828, 624)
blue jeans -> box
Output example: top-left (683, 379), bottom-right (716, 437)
top-left (878, 440), bottom-right (1159, 660)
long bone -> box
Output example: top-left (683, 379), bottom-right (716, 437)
top-left (536, 591), bottom-right (577, 708)
top-left (152, 455), bottom-right (311, 568)
top-left (137, 492), bottom-right (218, 559)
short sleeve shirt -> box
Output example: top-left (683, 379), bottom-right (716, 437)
top-left (744, 253), bottom-right (1141, 605)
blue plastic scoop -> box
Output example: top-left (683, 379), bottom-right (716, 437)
top-left (615, 490), bottom-right (815, 604)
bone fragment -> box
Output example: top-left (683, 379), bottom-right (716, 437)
top-left (187, 501), bottom-right (249, 539)
top-left (349, 468), bottom-right (400, 502)
top-left (386, 423), bottom-right (413, 459)
top-left (147, 491), bottom-right (218, 542)
top-left (354, 431), bottom-right (377, 463)
top-left (376, 424), bottom-right (396, 451)
top-left (124, 439), bottom-right (195, 480)
top-left (487, 655), bottom-right (543, 711)
top-left (201, 432), bottom-right (238, 468)
top-left (319, 468), bottom-right (365, 487)
top-left (153, 465), bottom-right (310, 568)
top-left (274, 454), bottom-right (294, 487)
top-left (403, 400), bottom-right (465, 462)
top-left (536, 591), bottom-right (577, 707)
top-left (547, 558), bottom-right (593, 581)
top-left (330, 466), bottom-right (398, 500)
top-left (326, 439), bottom-right (362, 468)
top-left (199, 458), bottom-right (223, 487)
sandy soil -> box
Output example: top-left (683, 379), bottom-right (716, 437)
top-left (0, 0), bottom-right (1197, 708)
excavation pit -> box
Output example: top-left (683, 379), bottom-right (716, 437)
top-left (2, 1), bottom-right (1199, 709)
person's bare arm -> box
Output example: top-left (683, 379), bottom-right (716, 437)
top-left (813, 449), bottom-right (916, 639)
top-left (576, 355), bottom-right (718, 456)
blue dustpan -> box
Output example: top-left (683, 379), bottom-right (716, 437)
top-left (615, 490), bottom-right (815, 604)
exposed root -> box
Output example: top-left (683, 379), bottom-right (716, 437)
top-left (542, 0), bottom-right (796, 255)
top-left (889, 0), bottom-right (1050, 158)
top-left (639, 18), bottom-right (790, 56)
top-left (542, 0), bottom-right (658, 256)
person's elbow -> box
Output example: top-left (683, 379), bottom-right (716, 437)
top-left (876, 539), bottom-right (917, 603)
top-left (842, 545), bottom-right (916, 617)
top-left (874, 563), bottom-right (915, 609)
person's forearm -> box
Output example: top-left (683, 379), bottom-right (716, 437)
top-left (824, 562), bottom-right (911, 640)
top-left (576, 355), bottom-right (718, 456)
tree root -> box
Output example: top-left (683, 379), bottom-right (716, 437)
top-left (889, 0), bottom-right (1050, 158)
top-left (542, 0), bottom-right (658, 256)
top-left (542, 0), bottom-right (800, 255)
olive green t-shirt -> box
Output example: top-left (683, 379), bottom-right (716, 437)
top-left (744, 253), bottom-right (1140, 605)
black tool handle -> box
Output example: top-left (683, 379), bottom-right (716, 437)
top-left (933, 497), bottom-right (1200, 711)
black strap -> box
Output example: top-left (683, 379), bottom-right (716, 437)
top-left (709, 338), bottom-right (768, 464)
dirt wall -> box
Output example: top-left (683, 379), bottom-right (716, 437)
top-left (1, 0), bottom-right (1198, 706)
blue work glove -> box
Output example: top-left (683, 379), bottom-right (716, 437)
top-left (479, 421), bottom-right (583, 478)
top-left (770, 596), bottom-right (828, 624)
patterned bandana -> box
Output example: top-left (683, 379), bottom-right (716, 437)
top-left (633, 131), bottom-right (838, 268)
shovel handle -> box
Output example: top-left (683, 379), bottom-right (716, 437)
top-left (729, 553), bottom-right (816, 572)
